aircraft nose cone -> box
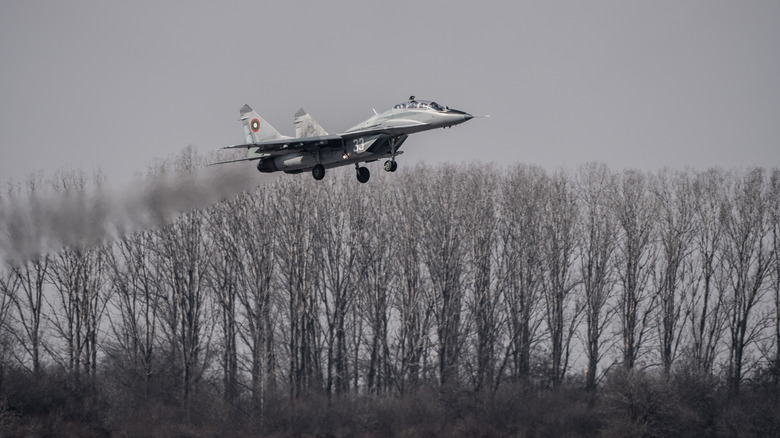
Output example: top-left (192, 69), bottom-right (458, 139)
top-left (443, 108), bottom-right (474, 126)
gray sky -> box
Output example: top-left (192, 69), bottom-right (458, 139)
top-left (2, 1), bottom-right (779, 186)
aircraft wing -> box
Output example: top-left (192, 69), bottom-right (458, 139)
top-left (207, 156), bottom-right (263, 166)
top-left (222, 134), bottom-right (344, 157)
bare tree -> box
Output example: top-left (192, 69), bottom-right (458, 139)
top-left (206, 196), bottom-right (242, 406)
top-left (462, 164), bottom-right (501, 392)
top-left (0, 267), bottom-right (17, 389)
top-left (0, 174), bottom-right (51, 376)
top-left (3, 256), bottom-right (49, 376)
top-left (314, 175), bottom-right (366, 396)
top-left (274, 178), bottom-right (322, 397)
top-left (771, 168), bottom-right (780, 383)
top-left (156, 209), bottom-right (212, 406)
top-left (612, 169), bottom-right (657, 369)
top-left (687, 168), bottom-right (729, 374)
top-left (541, 170), bottom-right (582, 387)
top-left (417, 165), bottom-right (468, 388)
top-left (652, 168), bottom-right (697, 375)
top-left (46, 170), bottom-right (110, 388)
top-left (496, 165), bottom-right (547, 384)
top-left (577, 163), bottom-right (618, 390)
top-left (149, 149), bottom-right (217, 406)
top-left (233, 189), bottom-right (276, 418)
top-left (105, 229), bottom-right (162, 395)
top-left (357, 172), bottom-right (396, 395)
top-left (722, 168), bottom-right (774, 393)
top-left (49, 244), bottom-right (109, 387)
top-left (392, 170), bottom-right (434, 392)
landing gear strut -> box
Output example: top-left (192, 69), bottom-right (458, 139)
top-left (355, 164), bottom-right (370, 183)
top-left (384, 137), bottom-right (399, 172)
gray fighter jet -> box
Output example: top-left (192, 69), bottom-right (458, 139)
top-left (214, 96), bottom-right (475, 183)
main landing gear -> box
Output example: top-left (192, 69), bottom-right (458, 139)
top-left (355, 164), bottom-right (370, 183)
top-left (312, 164), bottom-right (325, 180)
top-left (311, 161), bottom-right (391, 183)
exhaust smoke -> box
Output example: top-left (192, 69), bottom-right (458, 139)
top-left (0, 162), bottom-right (272, 265)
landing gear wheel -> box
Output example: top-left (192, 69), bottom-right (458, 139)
top-left (312, 164), bottom-right (325, 180)
top-left (356, 166), bottom-right (370, 183)
top-left (384, 160), bottom-right (398, 172)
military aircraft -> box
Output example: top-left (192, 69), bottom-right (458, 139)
top-left (213, 96), bottom-right (475, 183)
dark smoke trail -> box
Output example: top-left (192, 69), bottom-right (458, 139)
top-left (0, 163), bottom-right (273, 264)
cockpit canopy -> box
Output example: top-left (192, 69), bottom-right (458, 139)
top-left (393, 100), bottom-right (446, 111)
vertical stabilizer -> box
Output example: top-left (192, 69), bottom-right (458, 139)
top-left (294, 108), bottom-right (329, 138)
top-left (239, 104), bottom-right (289, 144)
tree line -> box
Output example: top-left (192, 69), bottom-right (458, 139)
top-left (1, 154), bottom-right (779, 435)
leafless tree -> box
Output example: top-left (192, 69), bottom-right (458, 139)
top-left (496, 165), bottom-right (547, 384)
top-left (206, 196), bottom-right (243, 406)
top-left (232, 188), bottom-right (276, 417)
top-left (722, 168), bottom-right (774, 392)
top-left (356, 173), bottom-right (396, 395)
top-left (314, 175), bottom-right (367, 396)
top-left (541, 170), bottom-right (582, 387)
top-left (0, 267), bottom-right (17, 388)
top-left (651, 168), bottom-right (697, 375)
top-left (156, 209), bottom-right (212, 406)
top-left (152, 150), bottom-right (216, 406)
top-left (686, 168), bottom-right (729, 374)
top-left (3, 257), bottom-right (49, 376)
top-left (274, 178), bottom-right (322, 397)
top-left (577, 163), bottom-right (618, 390)
top-left (105, 229), bottom-right (162, 394)
top-left (392, 169), bottom-right (434, 392)
top-left (46, 170), bottom-right (110, 388)
top-left (49, 245), bottom-right (110, 386)
top-left (417, 165), bottom-right (468, 388)
top-left (462, 164), bottom-right (501, 392)
top-left (612, 169), bottom-right (657, 369)
top-left (0, 174), bottom-right (51, 376)
top-left (770, 168), bottom-right (780, 383)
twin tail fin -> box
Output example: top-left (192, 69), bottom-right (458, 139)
top-left (294, 108), bottom-right (328, 138)
top-left (240, 104), bottom-right (289, 144)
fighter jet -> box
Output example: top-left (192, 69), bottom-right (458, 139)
top-left (214, 97), bottom-right (475, 183)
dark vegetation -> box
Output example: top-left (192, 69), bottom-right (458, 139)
top-left (1, 154), bottom-right (779, 436)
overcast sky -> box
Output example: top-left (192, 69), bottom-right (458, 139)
top-left (1, 1), bottom-right (779, 186)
